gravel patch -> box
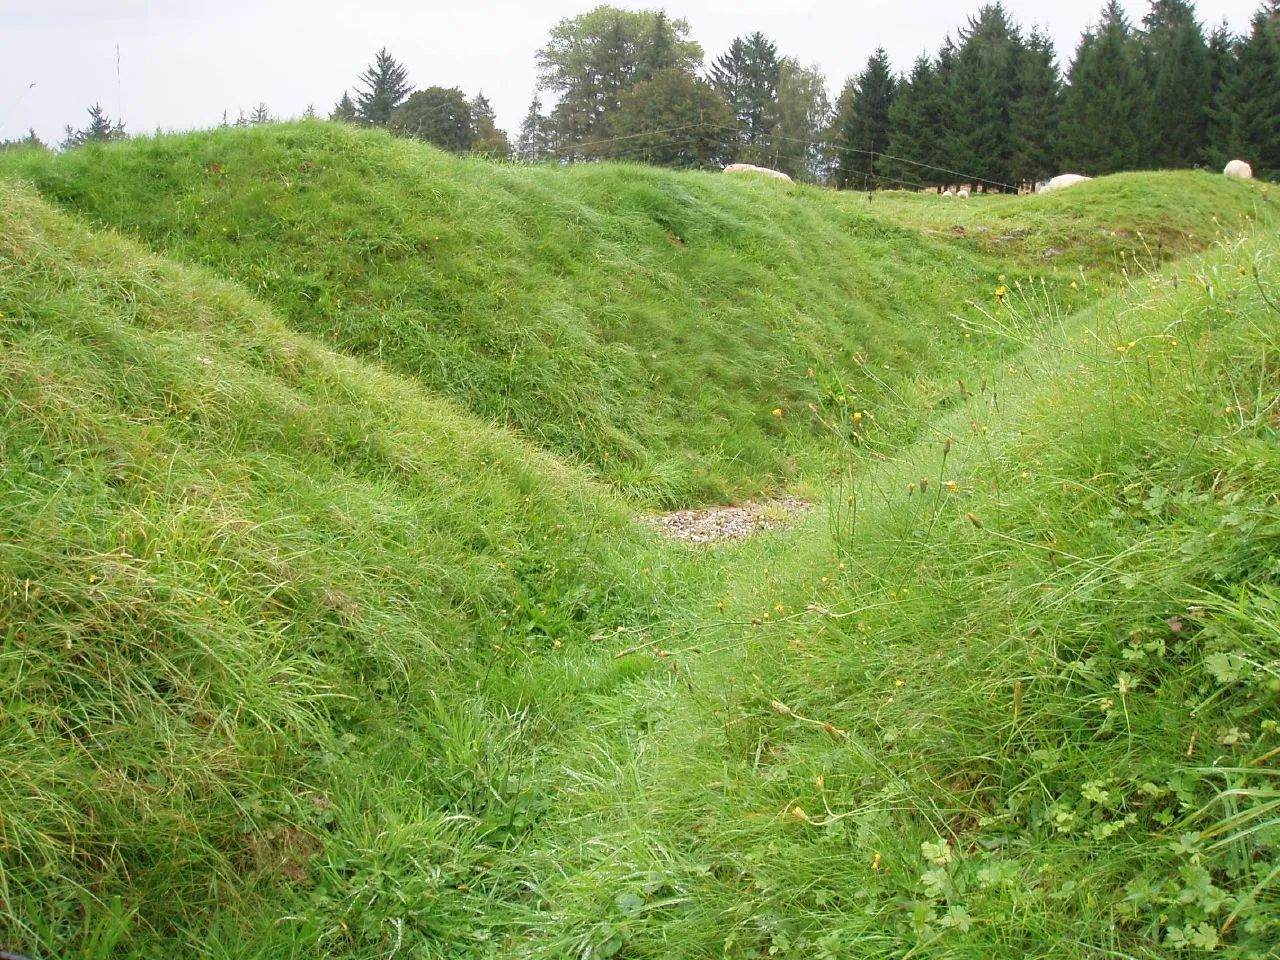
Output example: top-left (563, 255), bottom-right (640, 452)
top-left (642, 497), bottom-right (812, 544)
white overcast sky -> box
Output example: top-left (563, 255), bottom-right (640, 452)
top-left (0, 0), bottom-right (1261, 144)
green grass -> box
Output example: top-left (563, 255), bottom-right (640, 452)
top-left (0, 178), bottom-right (710, 957)
top-left (2, 132), bottom-right (1279, 958)
top-left (1, 123), bottom-right (1270, 505)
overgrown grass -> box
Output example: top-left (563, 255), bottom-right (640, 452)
top-left (1, 123), bottom-right (1270, 504)
top-left (0, 179), bottom-right (710, 957)
top-left (493, 231), bottom-right (1280, 959)
top-left (1, 141), bottom-right (1278, 959)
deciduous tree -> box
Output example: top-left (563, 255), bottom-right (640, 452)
top-left (391, 87), bottom-right (474, 152)
top-left (537, 6), bottom-right (701, 156)
top-left (607, 67), bottom-right (735, 168)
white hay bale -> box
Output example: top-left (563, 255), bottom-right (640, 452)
top-left (723, 163), bottom-right (793, 183)
top-left (1224, 159), bottom-right (1253, 179)
top-left (1038, 173), bottom-right (1092, 194)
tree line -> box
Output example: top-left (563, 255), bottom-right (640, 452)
top-left (7, 1), bottom-right (1278, 186)
top-left (329, 0), bottom-right (1278, 186)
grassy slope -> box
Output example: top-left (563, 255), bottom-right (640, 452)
top-left (2, 146), bottom-right (1278, 960)
top-left (503, 233), bottom-right (1280, 959)
top-left (0, 179), bottom-right (710, 956)
top-left (1, 124), bottom-right (1269, 505)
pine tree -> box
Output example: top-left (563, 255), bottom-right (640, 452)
top-left (250, 102), bottom-right (272, 125)
top-left (1203, 21), bottom-right (1236, 163)
top-left (947, 4), bottom-right (1025, 188)
top-left (1061, 2), bottom-right (1149, 175)
top-left (62, 103), bottom-right (126, 148)
top-left (1141, 0), bottom-right (1213, 168)
top-left (0, 128), bottom-right (46, 152)
top-left (356, 48), bottom-right (413, 127)
top-left (517, 96), bottom-right (555, 162)
top-left (83, 103), bottom-right (117, 142)
top-left (710, 33), bottom-right (782, 164)
top-left (1213, 10), bottom-right (1280, 177)
top-left (470, 93), bottom-right (513, 158)
top-left (833, 48), bottom-right (897, 189)
top-left (331, 92), bottom-right (358, 124)
top-left (1010, 29), bottom-right (1063, 185)
top-left (884, 54), bottom-right (951, 187)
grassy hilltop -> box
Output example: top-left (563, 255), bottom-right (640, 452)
top-left (1, 127), bottom-right (1278, 958)
top-left (0, 122), bottom-right (1267, 504)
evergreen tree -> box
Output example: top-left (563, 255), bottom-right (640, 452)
top-left (641, 11), bottom-right (678, 81)
top-left (1010, 29), bottom-right (1063, 184)
top-left (710, 32), bottom-right (782, 164)
top-left (0, 128), bottom-right (46, 151)
top-left (536, 6), bottom-right (702, 156)
top-left (469, 93), bottom-right (513, 158)
top-left (607, 68), bottom-right (735, 168)
top-left (234, 111), bottom-right (249, 128)
top-left (1213, 10), bottom-right (1280, 177)
top-left (947, 4), bottom-right (1025, 187)
top-left (884, 54), bottom-right (951, 186)
top-left (1203, 20), bottom-right (1236, 162)
top-left (62, 103), bottom-right (126, 148)
top-left (331, 92), bottom-right (358, 124)
top-left (833, 48), bottom-right (897, 189)
top-left (390, 87), bottom-right (474, 152)
top-left (517, 96), bottom-right (555, 161)
top-left (250, 102), bottom-right (272, 125)
top-left (356, 48), bottom-right (413, 127)
top-left (772, 59), bottom-right (832, 182)
top-left (83, 103), bottom-right (117, 142)
top-left (1061, 2), bottom-right (1148, 174)
top-left (1141, 0), bottom-right (1212, 168)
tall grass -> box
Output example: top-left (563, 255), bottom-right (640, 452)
top-left (0, 180), bottom-right (710, 957)
top-left (495, 231), bottom-right (1280, 959)
top-left (1, 138), bottom-right (1277, 958)
top-left (0, 123), bottom-right (1268, 505)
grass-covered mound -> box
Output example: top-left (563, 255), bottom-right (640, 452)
top-left (2, 147), bottom-right (1277, 959)
top-left (498, 232), bottom-right (1280, 958)
top-left (0, 180), bottom-right (707, 956)
top-left (1, 123), bottom-right (1269, 504)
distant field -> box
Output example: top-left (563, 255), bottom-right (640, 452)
top-left (1, 129), bottom-right (1277, 959)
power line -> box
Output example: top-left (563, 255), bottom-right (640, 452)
top-left (698, 121), bottom-right (1018, 191)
